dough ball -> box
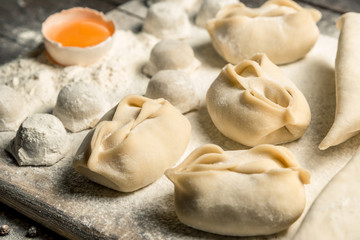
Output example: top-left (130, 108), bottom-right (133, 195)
top-left (0, 85), bottom-right (28, 131)
top-left (53, 82), bottom-right (109, 133)
top-left (7, 113), bottom-right (69, 166)
top-left (143, 39), bottom-right (201, 77)
top-left (206, 0), bottom-right (321, 64)
top-left (147, 0), bottom-right (202, 15)
top-left (166, 144), bottom-right (310, 236)
top-left (142, 2), bottom-right (191, 39)
top-left (195, 0), bottom-right (238, 28)
top-left (145, 70), bottom-right (200, 113)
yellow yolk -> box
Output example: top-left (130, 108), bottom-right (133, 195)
top-left (51, 20), bottom-right (111, 47)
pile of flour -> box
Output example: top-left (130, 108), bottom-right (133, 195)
top-left (0, 30), bottom-right (158, 116)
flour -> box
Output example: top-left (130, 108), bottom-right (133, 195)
top-left (0, 30), bottom-right (158, 117)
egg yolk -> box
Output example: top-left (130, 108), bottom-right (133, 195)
top-left (51, 20), bottom-right (111, 47)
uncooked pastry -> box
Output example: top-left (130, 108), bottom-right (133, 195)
top-left (142, 2), bottom-right (191, 39)
top-left (146, 0), bottom-right (201, 15)
top-left (294, 144), bottom-right (360, 240)
top-left (53, 82), bottom-right (109, 133)
top-left (206, 53), bottom-right (311, 146)
top-left (73, 95), bottom-right (191, 192)
top-left (166, 144), bottom-right (310, 236)
top-left (0, 85), bottom-right (28, 132)
top-left (145, 70), bottom-right (200, 113)
top-left (143, 39), bottom-right (201, 77)
top-left (206, 0), bottom-right (321, 64)
top-left (195, 0), bottom-right (238, 28)
top-left (319, 12), bottom-right (360, 150)
top-left (6, 113), bottom-right (69, 166)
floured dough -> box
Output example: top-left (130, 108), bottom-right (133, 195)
top-left (146, 0), bottom-right (201, 15)
top-left (195, 0), bottom-right (238, 28)
top-left (6, 113), bottom-right (69, 166)
top-left (0, 85), bottom-right (28, 132)
top-left (73, 95), bottom-right (191, 192)
top-left (206, 53), bottom-right (311, 146)
top-left (145, 70), bottom-right (200, 113)
top-left (142, 2), bottom-right (191, 39)
top-left (143, 39), bottom-right (200, 77)
top-left (294, 145), bottom-right (360, 240)
top-left (319, 12), bottom-right (360, 150)
top-left (53, 82), bottom-right (109, 133)
top-left (166, 144), bottom-right (310, 236)
top-left (206, 0), bottom-right (321, 64)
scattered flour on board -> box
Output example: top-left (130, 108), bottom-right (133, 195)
top-left (0, 30), bottom-right (158, 115)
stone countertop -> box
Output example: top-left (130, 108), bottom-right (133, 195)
top-left (0, 0), bottom-right (359, 239)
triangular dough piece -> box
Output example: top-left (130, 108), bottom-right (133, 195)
top-left (319, 13), bottom-right (360, 150)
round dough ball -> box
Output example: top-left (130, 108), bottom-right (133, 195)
top-left (147, 0), bottom-right (202, 15)
top-left (7, 113), bottom-right (69, 166)
top-left (142, 2), bottom-right (191, 39)
top-left (195, 0), bottom-right (238, 28)
top-left (0, 85), bottom-right (28, 131)
top-left (143, 39), bottom-right (201, 77)
top-left (145, 70), bottom-right (200, 113)
top-left (53, 82), bottom-right (109, 133)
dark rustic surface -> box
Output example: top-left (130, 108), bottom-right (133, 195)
top-left (0, 0), bottom-right (355, 239)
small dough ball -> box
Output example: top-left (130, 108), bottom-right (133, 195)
top-left (147, 0), bottom-right (202, 15)
top-left (143, 39), bottom-right (201, 77)
top-left (53, 82), bottom-right (109, 133)
top-left (145, 70), bottom-right (200, 113)
top-left (142, 2), bottom-right (191, 39)
top-left (0, 85), bottom-right (28, 131)
top-left (7, 113), bottom-right (69, 166)
top-left (195, 0), bottom-right (238, 28)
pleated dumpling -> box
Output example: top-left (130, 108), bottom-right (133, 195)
top-left (165, 144), bottom-right (310, 236)
top-left (319, 13), bottom-right (360, 150)
top-left (73, 95), bottom-right (191, 192)
top-left (206, 0), bottom-right (321, 64)
top-left (206, 53), bottom-right (311, 146)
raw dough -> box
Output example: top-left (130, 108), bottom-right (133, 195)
top-left (142, 2), bottom-right (191, 39)
top-left (195, 0), bottom-right (238, 28)
top-left (143, 39), bottom-right (200, 77)
top-left (6, 113), bottom-right (69, 166)
top-left (294, 145), bottom-right (360, 240)
top-left (73, 95), bottom-right (191, 192)
top-left (206, 0), bottom-right (321, 64)
top-left (0, 85), bottom-right (28, 131)
top-left (319, 12), bottom-right (360, 150)
top-left (146, 0), bottom-right (201, 15)
top-left (206, 53), bottom-right (311, 146)
top-left (53, 82), bottom-right (109, 133)
top-left (145, 70), bottom-right (200, 113)
top-left (166, 144), bottom-right (310, 236)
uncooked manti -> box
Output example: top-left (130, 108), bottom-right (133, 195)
top-left (206, 53), bottom-right (311, 146)
top-left (319, 12), bottom-right (360, 150)
top-left (166, 144), bottom-right (310, 236)
top-left (206, 0), bottom-right (321, 64)
top-left (73, 95), bottom-right (191, 192)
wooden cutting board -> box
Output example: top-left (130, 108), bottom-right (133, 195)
top-left (1, 1), bottom-right (359, 239)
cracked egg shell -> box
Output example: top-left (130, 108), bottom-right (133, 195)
top-left (42, 7), bottom-right (116, 66)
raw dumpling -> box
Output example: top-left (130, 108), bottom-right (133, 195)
top-left (73, 95), bottom-right (191, 192)
top-left (53, 82), bottom-right (109, 133)
top-left (206, 53), bottom-right (311, 146)
top-left (206, 0), bottom-right (321, 64)
top-left (142, 2), bottom-right (191, 39)
top-left (146, 0), bottom-right (202, 15)
top-left (6, 113), bottom-right (69, 166)
top-left (145, 70), bottom-right (200, 113)
top-left (0, 85), bottom-right (28, 131)
top-left (165, 144), bottom-right (310, 236)
top-left (143, 39), bottom-right (200, 77)
top-left (195, 0), bottom-right (238, 28)
top-left (319, 13), bottom-right (360, 150)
